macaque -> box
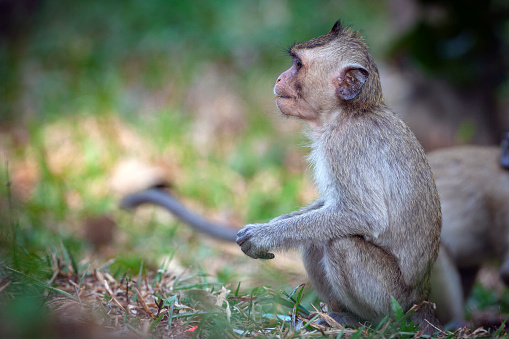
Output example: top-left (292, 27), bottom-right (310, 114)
top-left (123, 138), bottom-right (509, 328)
top-left (123, 21), bottom-right (443, 334)
top-left (429, 138), bottom-right (509, 325)
top-left (234, 21), bottom-right (442, 333)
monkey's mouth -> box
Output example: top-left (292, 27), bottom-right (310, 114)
top-left (275, 94), bottom-right (292, 99)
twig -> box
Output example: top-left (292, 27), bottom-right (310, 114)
top-left (134, 287), bottom-right (152, 314)
top-left (97, 270), bottom-right (125, 311)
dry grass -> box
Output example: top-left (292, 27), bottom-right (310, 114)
top-left (3, 256), bottom-right (506, 338)
top-left (2, 256), bottom-right (358, 338)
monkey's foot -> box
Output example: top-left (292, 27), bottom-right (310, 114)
top-left (315, 312), bottom-right (362, 329)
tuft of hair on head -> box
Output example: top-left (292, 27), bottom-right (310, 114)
top-left (329, 20), bottom-right (361, 39)
top-left (289, 20), bottom-right (363, 52)
top-left (329, 20), bottom-right (343, 34)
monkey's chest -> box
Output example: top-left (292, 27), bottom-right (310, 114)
top-left (309, 148), bottom-right (340, 200)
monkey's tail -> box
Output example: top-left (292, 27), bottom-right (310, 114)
top-left (120, 188), bottom-right (238, 242)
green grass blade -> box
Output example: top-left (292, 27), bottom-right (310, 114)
top-left (6, 266), bottom-right (78, 301)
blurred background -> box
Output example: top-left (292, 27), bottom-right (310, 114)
top-left (1, 0), bottom-right (509, 331)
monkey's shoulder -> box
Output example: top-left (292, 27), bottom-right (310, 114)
top-left (333, 111), bottom-right (423, 156)
top-left (326, 112), bottom-right (434, 192)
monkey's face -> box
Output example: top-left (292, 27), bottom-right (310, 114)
top-left (274, 49), bottom-right (331, 125)
top-left (274, 39), bottom-right (370, 130)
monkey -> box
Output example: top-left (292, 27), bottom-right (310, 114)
top-left (234, 21), bottom-right (443, 334)
top-left (428, 140), bottom-right (509, 325)
top-left (122, 21), bottom-right (444, 334)
top-left (122, 138), bottom-right (509, 329)
top-left (122, 140), bottom-right (509, 328)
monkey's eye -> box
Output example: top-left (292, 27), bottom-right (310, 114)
top-left (294, 58), bottom-right (303, 70)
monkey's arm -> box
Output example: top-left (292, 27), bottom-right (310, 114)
top-left (269, 199), bottom-right (325, 222)
top-left (120, 188), bottom-right (238, 242)
top-left (237, 204), bottom-right (384, 259)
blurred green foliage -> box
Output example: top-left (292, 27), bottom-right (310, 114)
top-left (0, 0), bottom-right (391, 122)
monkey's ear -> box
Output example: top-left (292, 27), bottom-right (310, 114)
top-left (335, 65), bottom-right (369, 100)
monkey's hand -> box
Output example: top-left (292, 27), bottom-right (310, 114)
top-left (236, 224), bottom-right (275, 260)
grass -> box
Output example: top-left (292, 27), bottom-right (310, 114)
top-left (3, 246), bottom-right (488, 339)
top-left (1, 0), bottom-right (509, 337)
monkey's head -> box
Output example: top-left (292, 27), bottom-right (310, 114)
top-left (274, 21), bottom-right (383, 129)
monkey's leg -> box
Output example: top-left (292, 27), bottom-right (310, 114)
top-left (430, 245), bottom-right (465, 325)
top-left (302, 243), bottom-right (363, 328)
top-left (457, 266), bottom-right (479, 299)
top-left (321, 236), bottom-right (442, 334)
top-left (322, 237), bottom-right (408, 320)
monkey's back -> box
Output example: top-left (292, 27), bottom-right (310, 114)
top-left (429, 146), bottom-right (509, 267)
top-left (313, 109), bottom-right (442, 286)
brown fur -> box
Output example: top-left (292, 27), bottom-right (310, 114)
top-left (236, 21), bottom-right (443, 334)
top-left (429, 145), bottom-right (509, 324)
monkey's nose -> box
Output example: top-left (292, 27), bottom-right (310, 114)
top-left (276, 78), bottom-right (281, 83)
